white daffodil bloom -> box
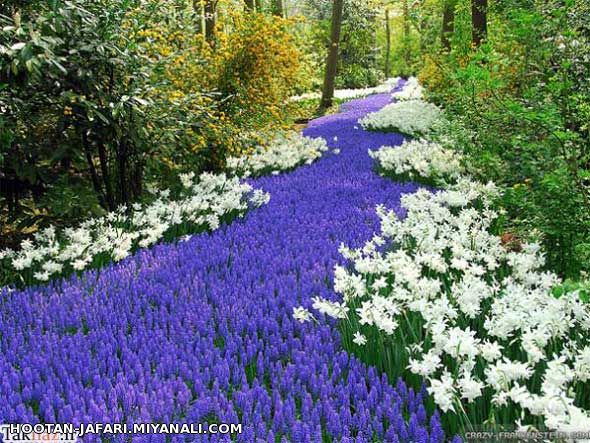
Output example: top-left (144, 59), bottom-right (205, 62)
top-left (352, 332), bottom-right (367, 346)
top-left (428, 371), bottom-right (456, 412)
top-left (458, 375), bottom-right (484, 402)
top-left (292, 307), bottom-right (313, 323)
top-left (311, 297), bottom-right (349, 320)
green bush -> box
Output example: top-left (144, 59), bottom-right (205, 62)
top-left (418, 0), bottom-right (590, 278)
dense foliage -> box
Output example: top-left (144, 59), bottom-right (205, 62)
top-left (304, 0), bottom-right (383, 89)
top-left (0, 0), bottom-right (322, 246)
top-left (410, 0), bottom-right (590, 277)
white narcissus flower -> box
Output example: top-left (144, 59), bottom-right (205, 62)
top-left (574, 346), bottom-right (590, 382)
top-left (485, 358), bottom-right (533, 391)
top-left (249, 190), bottom-right (271, 207)
top-left (408, 350), bottom-right (441, 377)
top-left (33, 271), bottom-right (50, 281)
top-left (292, 307), bottom-right (312, 323)
top-left (428, 371), bottom-right (456, 413)
top-left (311, 297), bottom-right (349, 319)
top-left (542, 356), bottom-right (573, 396)
top-left (352, 332), bottom-right (367, 346)
top-left (371, 276), bottom-right (388, 291)
top-left (458, 375), bottom-right (484, 402)
top-left (179, 172), bottom-right (195, 188)
top-left (480, 340), bottom-right (503, 362)
top-left (443, 327), bottom-right (480, 360)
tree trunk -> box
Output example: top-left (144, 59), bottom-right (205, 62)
top-left (384, 8), bottom-right (391, 78)
top-left (244, 0), bottom-right (255, 11)
top-left (402, 0), bottom-right (411, 69)
top-left (272, 0), bottom-right (283, 17)
top-left (97, 141), bottom-right (115, 211)
top-left (320, 0), bottom-right (344, 110)
top-left (441, 0), bottom-right (455, 51)
top-left (193, 0), bottom-right (205, 35)
top-left (117, 138), bottom-right (129, 206)
top-left (80, 126), bottom-right (107, 210)
top-left (471, 0), bottom-right (487, 47)
top-left (204, 0), bottom-right (216, 46)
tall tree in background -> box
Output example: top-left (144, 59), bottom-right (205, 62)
top-left (402, 0), bottom-right (410, 68)
top-left (272, 0), bottom-right (284, 17)
top-left (384, 8), bottom-right (391, 77)
top-left (441, 0), bottom-right (456, 51)
top-left (471, 0), bottom-right (487, 46)
top-left (193, 0), bottom-right (217, 44)
top-left (193, 0), bottom-right (204, 34)
top-left (204, 0), bottom-right (217, 44)
top-left (320, 0), bottom-right (344, 109)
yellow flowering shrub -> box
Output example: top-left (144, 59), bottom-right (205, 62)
top-left (121, 5), bottom-right (308, 175)
top-left (214, 12), bottom-right (306, 131)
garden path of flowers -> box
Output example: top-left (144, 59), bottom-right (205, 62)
top-left (0, 83), bottom-right (452, 442)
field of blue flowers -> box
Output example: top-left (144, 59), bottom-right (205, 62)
top-left (0, 81), bottom-right (458, 442)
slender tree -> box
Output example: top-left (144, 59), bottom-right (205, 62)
top-left (471, 0), bottom-right (487, 46)
top-left (384, 8), bottom-right (391, 77)
top-left (272, 0), bottom-right (283, 17)
top-left (193, 0), bottom-right (205, 35)
top-left (402, 0), bottom-right (411, 69)
top-left (441, 0), bottom-right (456, 51)
top-left (204, 0), bottom-right (217, 45)
top-left (320, 0), bottom-right (344, 110)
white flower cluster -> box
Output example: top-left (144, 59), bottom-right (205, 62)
top-left (369, 138), bottom-right (463, 184)
top-left (226, 131), bottom-right (329, 178)
top-left (1, 172), bottom-right (269, 284)
top-left (302, 179), bottom-right (590, 432)
top-left (359, 99), bottom-right (442, 137)
top-left (290, 78), bottom-right (400, 102)
top-left (391, 76), bottom-right (424, 101)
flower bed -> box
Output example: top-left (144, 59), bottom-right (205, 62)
top-left (1, 131), bottom-right (330, 289)
top-left (226, 131), bottom-right (329, 178)
top-left (359, 99), bottom-right (443, 137)
top-left (0, 88), bottom-right (451, 441)
top-left (303, 179), bottom-right (590, 432)
top-left (392, 76), bottom-right (424, 101)
top-left (0, 173), bottom-right (269, 287)
top-left (369, 138), bottom-right (464, 186)
top-left (300, 77), bottom-right (590, 436)
top-left (290, 77), bottom-right (400, 102)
